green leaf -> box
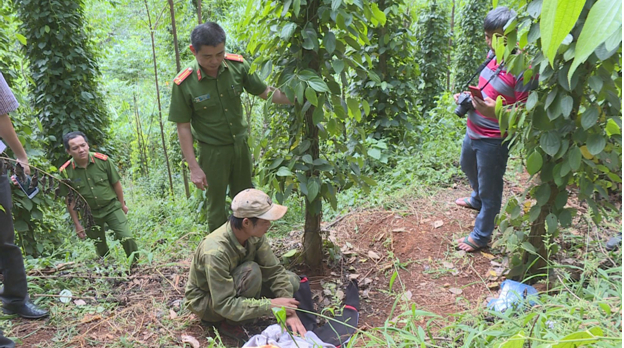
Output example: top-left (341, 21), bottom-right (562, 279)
top-left (552, 327), bottom-right (604, 348)
top-left (362, 100), bottom-right (370, 116)
top-left (305, 86), bottom-right (318, 106)
top-left (280, 23), bottom-right (297, 41)
top-left (499, 332), bottom-right (526, 348)
top-left (282, 249), bottom-right (297, 258)
top-left (560, 95), bottom-right (573, 117)
top-left (323, 31), bottom-right (336, 55)
top-left (545, 213), bottom-right (558, 233)
top-left (586, 134), bottom-right (606, 155)
top-left (526, 151), bottom-right (544, 175)
top-left (588, 75), bottom-right (604, 93)
top-left (15, 34), bottom-right (27, 45)
top-left (302, 25), bottom-right (318, 51)
top-left (568, 146), bottom-right (582, 170)
top-left (598, 303), bottom-right (611, 315)
top-left (535, 184), bottom-right (551, 206)
top-left (312, 106), bottom-right (324, 125)
top-left (293, 0), bottom-right (301, 16)
top-left (581, 107), bottom-right (599, 130)
top-left (331, 0), bottom-right (342, 11)
top-left (522, 242), bottom-right (537, 254)
top-left (559, 209), bottom-right (572, 227)
top-left (370, 3), bottom-right (387, 26)
top-left (307, 77), bottom-right (329, 92)
top-left (569, 0), bottom-right (622, 81)
top-left (367, 71), bottom-right (381, 84)
top-left (306, 179), bottom-right (320, 202)
top-left (346, 98), bottom-right (361, 121)
top-left (276, 166), bottom-right (292, 177)
top-left (332, 60), bottom-right (345, 74)
top-left (302, 154), bottom-right (313, 164)
top-left (540, 0), bottom-right (585, 65)
top-left (606, 118), bottom-right (621, 136)
top-left (526, 92), bottom-right (538, 111)
top-left (540, 131), bottom-right (561, 156)
top-left (368, 148), bottom-right (381, 160)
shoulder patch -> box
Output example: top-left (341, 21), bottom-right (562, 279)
top-left (93, 153), bottom-right (109, 161)
top-left (59, 160), bottom-right (72, 172)
top-left (224, 53), bottom-right (244, 62)
top-left (174, 67), bottom-right (193, 85)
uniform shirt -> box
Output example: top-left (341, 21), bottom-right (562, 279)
top-left (185, 222), bottom-right (294, 322)
top-left (467, 51), bottom-right (538, 139)
top-left (59, 153), bottom-right (121, 217)
top-left (0, 72), bottom-right (19, 116)
top-left (168, 57), bottom-right (267, 145)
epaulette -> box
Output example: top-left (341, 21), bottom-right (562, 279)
top-left (174, 67), bottom-right (193, 85)
top-left (59, 160), bottom-right (72, 172)
top-left (93, 152), bottom-right (109, 161)
top-left (224, 53), bottom-right (244, 62)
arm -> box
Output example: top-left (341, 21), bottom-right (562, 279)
top-left (258, 86), bottom-right (293, 105)
top-left (66, 196), bottom-right (85, 239)
top-left (112, 180), bottom-right (128, 214)
top-left (255, 237), bottom-right (295, 298)
top-left (176, 123), bottom-right (207, 190)
top-left (0, 114), bottom-right (29, 175)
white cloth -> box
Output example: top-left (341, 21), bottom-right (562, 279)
top-left (243, 324), bottom-right (335, 348)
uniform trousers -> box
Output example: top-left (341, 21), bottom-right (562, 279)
top-left (198, 140), bottom-right (253, 232)
top-left (88, 202), bottom-right (138, 264)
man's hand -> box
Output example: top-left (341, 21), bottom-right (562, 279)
top-left (453, 93), bottom-right (462, 104)
top-left (16, 157), bottom-right (30, 176)
top-left (285, 313), bottom-right (307, 337)
top-left (472, 96), bottom-right (497, 118)
top-left (75, 224), bottom-right (86, 239)
top-left (190, 167), bottom-right (208, 190)
top-left (121, 204), bottom-right (129, 214)
top-left (270, 297), bottom-right (299, 313)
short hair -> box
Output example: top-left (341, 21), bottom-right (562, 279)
top-left (63, 131), bottom-right (89, 150)
top-left (191, 22), bottom-right (226, 50)
top-left (484, 7), bottom-right (516, 32)
top-left (229, 215), bottom-right (259, 230)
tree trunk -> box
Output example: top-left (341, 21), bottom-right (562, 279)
top-left (168, 0), bottom-right (190, 199)
top-left (447, 0), bottom-right (455, 91)
top-left (197, 0), bottom-right (202, 24)
top-left (302, 0), bottom-right (323, 272)
top-left (522, 182), bottom-right (557, 280)
top-left (144, 0), bottom-right (175, 200)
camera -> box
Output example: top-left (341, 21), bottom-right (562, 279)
top-left (454, 92), bottom-right (474, 117)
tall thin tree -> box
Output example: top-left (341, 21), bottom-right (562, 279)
top-left (143, 0), bottom-right (175, 199)
top-left (168, 0), bottom-right (191, 199)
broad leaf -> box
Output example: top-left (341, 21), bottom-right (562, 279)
top-left (586, 133), bottom-right (606, 155)
top-left (323, 31), bottom-right (336, 55)
top-left (581, 107), bottom-right (599, 130)
top-left (526, 151), bottom-right (543, 175)
top-left (540, 131), bottom-right (561, 156)
top-left (540, 0), bottom-right (585, 65)
top-left (569, 0), bottom-right (622, 81)
top-left (568, 146), bottom-right (582, 170)
top-left (280, 23), bottom-right (297, 41)
top-left (305, 86), bottom-right (318, 106)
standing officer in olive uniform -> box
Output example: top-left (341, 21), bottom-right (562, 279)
top-left (59, 131), bottom-right (138, 264)
top-left (168, 22), bottom-right (292, 232)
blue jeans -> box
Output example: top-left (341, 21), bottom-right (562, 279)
top-left (459, 133), bottom-right (509, 246)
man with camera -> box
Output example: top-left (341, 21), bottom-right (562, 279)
top-left (0, 72), bottom-right (49, 348)
top-left (453, 7), bottom-right (537, 252)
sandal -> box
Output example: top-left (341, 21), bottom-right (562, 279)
top-left (456, 236), bottom-right (486, 253)
top-left (455, 197), bottom-right (480, 211)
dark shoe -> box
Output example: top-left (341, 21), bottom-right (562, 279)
top-left (606, 233), bottom-right (622, 251)
top-left (2, 301), bottom-right (49, 319)
top-left (218, 321), bottom-right (248, 346)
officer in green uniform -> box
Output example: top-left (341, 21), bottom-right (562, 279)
top-left (168, 21), bottom-right (292, 232)
top-left (185, 188), bottom-right (306, 338)
top-left (59, 131), bottom-right (138, 264)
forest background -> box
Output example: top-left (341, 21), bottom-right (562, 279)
top-left (0, 0), bottom-right (621, 347)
